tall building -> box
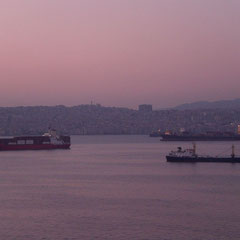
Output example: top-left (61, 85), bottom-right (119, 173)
top-left (138, 104), bottom-right (153, 112)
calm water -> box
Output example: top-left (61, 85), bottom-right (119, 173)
top-left (0, 135), bottom-right (240, 240)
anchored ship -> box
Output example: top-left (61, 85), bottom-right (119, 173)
top-left (160, 126), bottom-right (240, 141)
top-left (166, 144), bottom-right (240, 163)
top-left (160, 132), bottom-right (240, 141)
top-left (0, 129), bottom-right (71, 151)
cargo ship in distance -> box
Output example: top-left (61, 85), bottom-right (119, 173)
top-left (150, 125), bottom-right (240, 141)
top-left (0, 129), bottom-right (71, 151)
top-left (166, 144), bottom-right (240, 163)
top-left (161, 131), bottom-right (240, 141)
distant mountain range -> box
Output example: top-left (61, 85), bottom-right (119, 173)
top-left (174, 98), bottom-right (240, 110)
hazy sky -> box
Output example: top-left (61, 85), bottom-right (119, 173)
top-left (1, 0), bottom-right (240, 108)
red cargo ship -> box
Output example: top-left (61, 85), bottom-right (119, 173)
top-left (0, 129), bottom-right (71, 151)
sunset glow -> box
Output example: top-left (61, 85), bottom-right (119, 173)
top-left (1, 0), bottom-right (240, 108)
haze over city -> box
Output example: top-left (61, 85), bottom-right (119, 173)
top-left (1, 0), bottom-right (240, 108)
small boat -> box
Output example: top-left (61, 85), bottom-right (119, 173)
top-left (149, 132), bottom-right (161, 137)
top-left (166, 143), bottom-right (240, 163)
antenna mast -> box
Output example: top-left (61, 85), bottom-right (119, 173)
top-left (231, 145), bottom-right (235, 158)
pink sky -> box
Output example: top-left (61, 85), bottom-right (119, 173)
top-left (0, 0), bottom-right (240, 108)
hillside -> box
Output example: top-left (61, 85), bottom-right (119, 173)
top-left (0, 104), bottom-right (240, 135)
top-left (174, 99), bottom-right (240, 110)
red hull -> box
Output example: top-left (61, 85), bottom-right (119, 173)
top-left (0, 144), bottom-right (70, 151)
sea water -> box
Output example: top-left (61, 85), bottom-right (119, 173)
top-left (0, 135), bottom-right (240, 240)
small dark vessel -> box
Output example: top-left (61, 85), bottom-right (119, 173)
top-left (0, 129), bottom-right (71, 151)
top-left (149, 130), bottom-right (161, 137)
top-left (166, 144), bottom-right (240, 163)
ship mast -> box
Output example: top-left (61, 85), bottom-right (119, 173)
top-left (231, 144), bottom-right (235, 158)
top-left (193, 142), bottom-right (196, 155)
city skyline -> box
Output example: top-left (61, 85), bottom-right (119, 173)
top-left (1, 0), bottom-right (240, 108)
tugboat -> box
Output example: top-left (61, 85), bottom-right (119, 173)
top-left (0, 129), bottom-right (71, 151)
top-left (166, 143), bottom-right (240, 163)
